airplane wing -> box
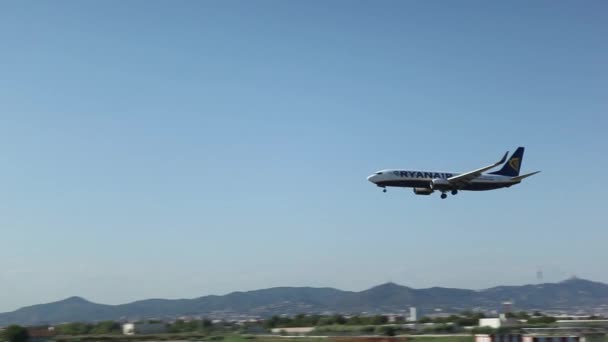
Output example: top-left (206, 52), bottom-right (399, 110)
top-left (447, 151), bottom-right (509, 188)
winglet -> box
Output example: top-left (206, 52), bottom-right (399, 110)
top-left (498, 151), bottom-right (509, 165)
top-left (511, 171), bottom-right (541, 182)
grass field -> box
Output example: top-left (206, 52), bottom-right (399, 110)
top-left (406, 336), bottom-right (471, 342)
top-left (229, 335), bottom-right (468, 342)
top-left (53, 334), bottom-right (608, 342)
top-left (225, 337), bottom-right (328, 342)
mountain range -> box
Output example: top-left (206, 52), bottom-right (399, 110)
top-left (2, 278), bottom-right (608, 326)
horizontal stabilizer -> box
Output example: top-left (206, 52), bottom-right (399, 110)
top-left (511, 171), bottom-right (541, 182)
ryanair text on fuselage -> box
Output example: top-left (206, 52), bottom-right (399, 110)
top-left (395, 171), bottom-right (454, 179)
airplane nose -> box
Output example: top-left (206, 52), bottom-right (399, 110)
top-left (367, 174), bottom-right (376, 183)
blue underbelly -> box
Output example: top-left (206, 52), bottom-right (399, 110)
top-left (376, 180), bottom-right (512, 191)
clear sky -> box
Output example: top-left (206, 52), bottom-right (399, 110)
top-left (0, 1), bottom-right (606, 312)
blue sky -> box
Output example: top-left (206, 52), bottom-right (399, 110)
top-left (0, 1), bottom-right (606, 312)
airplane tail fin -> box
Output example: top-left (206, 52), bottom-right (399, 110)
top-left (490, 147), bottom-right (524, 177)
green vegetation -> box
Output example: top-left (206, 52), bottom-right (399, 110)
top-left (1, 325), bottom-right (29, 342)
top-left (312, 324), bottom-right (417, 336)
top-left (374, 325), bottom-right (397, 336)
top-left (418, 311), bottom-right (486, 326)
top-left (244, 338), bottom-right (325, 342)
top-left (55, 319), bottom-right (231, 336)
top-left (169, 319), bottom-right (214, 333)
top-left (264, 315), bottom-right (391, 329)
top-left (313, 325), bottom-right (375, 335)
top-left (526, 316), bottom-right (556, 324)
top-left (56, 321), bottom-right (122, 335)
top-left (90, 321), bottom-right (123, 334)
top-left (45, 310), bottom-right (605, 342)
top-left (408, 337), bottom-right (470, 342)
top-left (55, 335), bottom-right (330, 342)
top-left (418, 324), bottom-right (457, 334)
top-left (504, 311), bottom-right (556, 324)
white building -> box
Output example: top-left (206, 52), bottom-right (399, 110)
top-left (479, 316), bottom-right (519, 329)
top-left (122, 322), bottom-right (167, 335)
top-left (270, 327), bottom-right (315, 335)
top-left (409, 307), bottom-right (417, 322)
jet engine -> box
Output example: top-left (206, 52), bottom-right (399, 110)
top-left (430, 178), bottom-right (451, 191)
top-left (413, 188), bottom-right (434, 195)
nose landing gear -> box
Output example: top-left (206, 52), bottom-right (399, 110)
top-left (382, 188), bottom-right (387, 193)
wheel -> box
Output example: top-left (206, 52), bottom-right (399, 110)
top-left (451, 190), bottom-right (458, 195)
top-left (382, 188), bottom-right (387, 193)
top-left (440, 193), bottom-right (447, 199)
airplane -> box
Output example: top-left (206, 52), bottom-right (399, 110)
top-left (367, 147), bottom-right (540, 199)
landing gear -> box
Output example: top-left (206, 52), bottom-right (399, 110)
top-left (451, 190), bottom-right (458, 195)
top-left (382, 188), bottom-right (387, 193)
top-left (440, 193), bottom-right (447, 199)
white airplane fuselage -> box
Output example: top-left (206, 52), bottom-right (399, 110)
top-left (367, 169), bottom-right (519, 193)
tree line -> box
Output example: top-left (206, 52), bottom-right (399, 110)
top-left (418, 311), bottom-right (486, 326)
top-left (1, 325), bottom-right (29, 342)
top-left (0, 310), bottom-right (580, 340)
top-left (263, 314), bottom-right (392, 328)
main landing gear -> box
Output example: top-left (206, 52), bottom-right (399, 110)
top-left (441, 190), bottom-right (458, 199)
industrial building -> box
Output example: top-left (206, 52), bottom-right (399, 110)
top-left (475, 333), bottom-right (593, 342)
top-left (475, 334), bottom-right (522, 342)
top-left (475, 327), bottom-right (606, 342)
top-left (523, 328), bottom-right (607, 342)
top-left (26, 327), bottom-right (56, 342)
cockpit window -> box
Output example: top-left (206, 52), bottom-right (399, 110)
top-left (375, 172), bottom-right (383, 175)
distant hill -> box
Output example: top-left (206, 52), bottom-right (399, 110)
top-left (1, 278), bottom-right (608, 326)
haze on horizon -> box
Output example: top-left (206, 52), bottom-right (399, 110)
top-left (1, 1), bottom-right (606, 313)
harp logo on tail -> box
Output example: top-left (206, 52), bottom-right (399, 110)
top-left (509, 157), bottom-right (521, 170)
